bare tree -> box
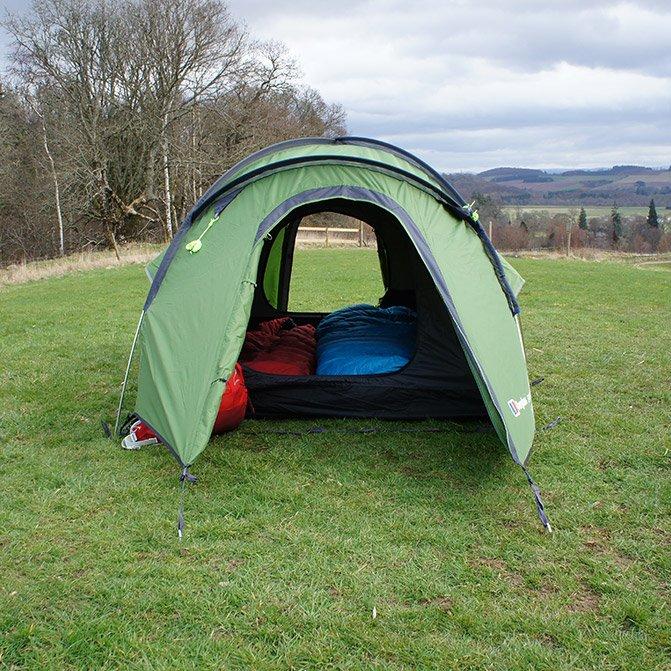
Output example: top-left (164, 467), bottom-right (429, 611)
top-left (25, 94), bottom-right (65, 255)
top-left (1, 0), bottom-right (347, 264)
top-left (131, 0), bottom-right (247, 237)
top-left (6, 0), bottom-right (138, 257)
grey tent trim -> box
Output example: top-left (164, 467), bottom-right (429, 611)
top-left (144, 138), bottom-right (519, 315)
top-left (201, 136), bottom-right (457, 207)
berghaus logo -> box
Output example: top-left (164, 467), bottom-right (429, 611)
top-left (508, 393), bottom-right (531, 417)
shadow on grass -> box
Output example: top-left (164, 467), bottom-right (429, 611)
top-left (200, 418), bottom-right (511, 501)
top-left (129, 416), bottom-right (520, 545)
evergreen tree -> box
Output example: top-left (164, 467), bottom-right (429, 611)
top-left (578, 207), bottom-right (588, 230)
top-left (646, 198), bottom-right (659, 228)
top-left (611, 203), bottom-right (622, 243)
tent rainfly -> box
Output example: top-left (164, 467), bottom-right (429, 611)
top-left (115, 136), bottom-right (551, 532)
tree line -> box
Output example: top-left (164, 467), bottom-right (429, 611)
top-left (472, 194), bottom-right (670, 254)
top-left (0, 0), bottom-right (345, 265)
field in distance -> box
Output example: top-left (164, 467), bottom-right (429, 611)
top-left (502, 205), bottom-right (661, 218)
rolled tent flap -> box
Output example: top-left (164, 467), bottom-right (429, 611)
top-left (145, 250), bottom-right (164, 282)
top-left (130, 138), bottom-right (535, 472)
top-left (500, 255), bottom-right (525, 297)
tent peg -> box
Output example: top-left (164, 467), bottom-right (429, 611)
top-left (177, 466), bottom-right (197, 541)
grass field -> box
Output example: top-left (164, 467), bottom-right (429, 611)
top-left (1, 249), bottom-right (670, 670)
top-left (502, 205), bottom-right (669, 219)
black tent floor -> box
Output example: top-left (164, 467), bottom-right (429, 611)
top-left (243, 367), bottom-right (488, 421)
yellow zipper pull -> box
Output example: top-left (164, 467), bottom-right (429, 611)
top-left (185, 214), bottom-right (219, 254)
top-left (463, 200), bottom-right (480, 222)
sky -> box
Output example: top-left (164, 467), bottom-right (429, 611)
top-left (225, 0), bottom-right (671, 172)
top-left (2, 0), bottom-right (670, 172)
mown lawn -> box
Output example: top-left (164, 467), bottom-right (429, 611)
top-left (1, 250), bottom-right (669, 670)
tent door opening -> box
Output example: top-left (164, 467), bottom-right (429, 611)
top-left (240, 198), bottom-right (488, 421)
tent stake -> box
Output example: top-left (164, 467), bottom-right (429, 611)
top-left (177, 466), bottom-right (197, 540)
top-left (522, 465), bottom-right (552, 533)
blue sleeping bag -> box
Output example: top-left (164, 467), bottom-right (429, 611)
top-left (316, 304), bottom-right (417, 376)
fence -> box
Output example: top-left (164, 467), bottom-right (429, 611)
top-left (295, 225), bottom-right (371, 247)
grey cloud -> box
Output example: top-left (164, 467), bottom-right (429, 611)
top-left (233, 1), bottom-right (671, 75)
top-left (399, 123), bottom-right (671, 172)
top-left (4, 0), bottom-right (662, 172)
top-left (404, 3), bottom-right (671, 77)
top-left (225, 0), bottom-right (670, 170)
top-left (347, 101), bottom-right (671, 134)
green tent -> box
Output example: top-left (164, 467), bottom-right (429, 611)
top-left (116, 136), bottom-right (550, 530)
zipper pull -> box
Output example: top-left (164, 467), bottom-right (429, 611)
top-left (185, 214), bottom-right (220, 254)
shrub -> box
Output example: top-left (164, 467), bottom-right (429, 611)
top-left (657, 233), bottom-right (671, 253)
top-left (629, 222), bottom-right (663, 253)
top-left (492, 224), bottom-right (529, 251)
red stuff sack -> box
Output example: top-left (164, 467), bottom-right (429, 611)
top-left (212, 363), bottom-right (248, 434)
top-left (121, 365), bottom-right (248, 448)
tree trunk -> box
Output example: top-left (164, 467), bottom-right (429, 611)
top-left (106, 222), bottom-right (121, 262)
top-left (566, 224), bottom-right (572, 257)
top-left (172, 203), bottom-right (179, 231)
top-left (95, 162), bottom-right (121, 262)
top-left (38, 112), bottom-right (65, 256)
top-left (162, 113), bottom-right (173, 239)
top-left (191, 107), bottom-right (198, 203)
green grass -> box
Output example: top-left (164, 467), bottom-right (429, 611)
top-left (636, 261), bottom-right (671, 272)
top-left (289, 247), bottom-right (384, 311)
top-left (502, 205), bottom-right (665, 218)
top-left (1, 250), bottom-right (670, 670)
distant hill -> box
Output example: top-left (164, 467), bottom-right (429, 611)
top-left (444, 165), bottom-right (671, 208)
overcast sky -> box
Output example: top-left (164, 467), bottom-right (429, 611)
top-left (3, 0), bottom-right (670, 172)
top-left (226, 0), bottom-right (671, 172)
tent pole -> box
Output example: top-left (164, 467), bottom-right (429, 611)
top-left (114, 310), bottom-right (145, 437)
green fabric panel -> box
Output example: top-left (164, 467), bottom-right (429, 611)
top-left (135, 200), bottom-right (261, 466)
top-left (262, 227), bottom-right (285, 308)
top-left (135, 163), bottom-right (533, 467)
top-left (224, 143), bottom-right (445, 194)
top-left (463, 350), bottom-right (507, 446)
top-left (406, 194), bottom-right (534, 463)
top-left (500, 255), bottom-right (525, 297)
top-left (145, 250), bottom-right (164, 282)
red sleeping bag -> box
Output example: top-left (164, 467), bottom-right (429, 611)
top-left (122, 318), bottom-right (316, 450)
top-left (241, 318), bottom-right (316, 376)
